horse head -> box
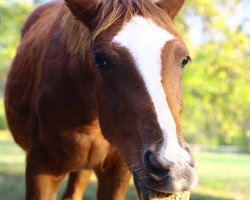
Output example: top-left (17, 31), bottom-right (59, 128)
top-left (65, 0), bottom-right (198, 198)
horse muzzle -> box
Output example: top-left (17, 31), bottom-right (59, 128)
top-left (132, 150), bottom-right (198, 200)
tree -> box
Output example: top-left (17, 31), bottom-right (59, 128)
top-left (177, 0), bottom-right (250, 146)
top-left (0, 0), bottom-right (33, 94)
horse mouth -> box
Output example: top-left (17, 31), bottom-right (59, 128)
top-left (147, 189), bottom-right (174, 199)
top-left (133, 172), bottom-right (192, 200)
top-left (133, 173), bottom-right (174, 200)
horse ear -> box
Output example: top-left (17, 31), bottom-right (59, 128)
top-left (155, 0), bottom-right (185, 19)
top-left (64, 0), bottom-right (101, 28)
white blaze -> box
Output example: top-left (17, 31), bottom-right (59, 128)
top-left (113, 16), bottom-right (190, 164)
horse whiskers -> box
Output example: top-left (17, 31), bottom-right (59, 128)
top-left (144, 125), bottom-right (152, 130)
top-left (127, 155), bottom-right (141, 161)
top-left (155, 135), bottom-right (164, 145)
top-left (133, 168), bottom-right (150, 177)
top-left (130, 149), bottom-right (143, 152)
top-left (136, 171), bottom-right (147, 176)
top-left (129, 163), bottom-right (141, 168)
top-left (152, 130), bottom-right (163, 144)
top-left (137, 174), bottom-right (150, 179)
top-left (132, 168), bottom-right (143, 173)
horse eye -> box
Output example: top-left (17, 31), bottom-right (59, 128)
top-left (94, 54), bottom-right (107, 68)
top-left (182, 55), bottom-right (191, 68)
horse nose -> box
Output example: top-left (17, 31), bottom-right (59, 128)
top-left (144, 150), bottom-right (173, 180)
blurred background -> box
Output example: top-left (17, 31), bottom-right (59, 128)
top-left (0, 0), bottom-right (249, 199)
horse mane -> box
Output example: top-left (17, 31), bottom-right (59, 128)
top-left (61, 0), bottom-right (174, 56)
top-left (62, 10), bottom-right (91, 55)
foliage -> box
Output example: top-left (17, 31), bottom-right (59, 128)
top-left (0, 0), bottom-right (249, 146)
top-left (0, 98), bottom-right (7, 129)
top-left (177, 0), bottom-right (250, 147)
top-left (0, 0), bottom-right (33, 93)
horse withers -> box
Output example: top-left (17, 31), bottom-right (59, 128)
top-left (5, 0), bottom-right (198, 199)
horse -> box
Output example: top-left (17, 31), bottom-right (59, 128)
top-left (4, 0), bottom-right (198, 199)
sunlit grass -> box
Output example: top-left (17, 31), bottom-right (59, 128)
top-left (0, 130), bottom-right (250, 200)
top-left (192, 152), bottom-right (250, 200)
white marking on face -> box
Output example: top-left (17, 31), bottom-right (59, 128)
top-left (113, 15), bottom-right (190, 164)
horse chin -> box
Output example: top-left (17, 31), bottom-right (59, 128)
top-left (134, 178), bottom-right (150, 200)
top-left (133, 173), bottom-right (173, 200)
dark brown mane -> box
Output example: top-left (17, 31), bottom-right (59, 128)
top-left (62, 0), bottom-right (174, 56)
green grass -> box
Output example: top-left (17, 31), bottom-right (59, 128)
top-left (192, 152), bottom-right (250, 200)
top-left (1, 131), bottom-right (250, 200)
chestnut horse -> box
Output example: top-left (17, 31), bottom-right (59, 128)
top-left (5, 0), bottom-right (198, 199)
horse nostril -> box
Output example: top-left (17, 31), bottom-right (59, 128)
top-left (144, 151), bottom-right (170, 178)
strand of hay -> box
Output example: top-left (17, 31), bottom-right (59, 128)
top-left (149, 191), bottom-right (190, 200)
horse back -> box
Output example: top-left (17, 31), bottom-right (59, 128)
top-left (5, 1), bottom-right (64, 150)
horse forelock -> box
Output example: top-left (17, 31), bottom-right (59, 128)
top-left (61, 0), bottom-right (176, 56)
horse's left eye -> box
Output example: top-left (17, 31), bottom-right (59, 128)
top-left (182, 55), bottom-right (191, 68)
top-left (94, 54), bottom-right (107, 69)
